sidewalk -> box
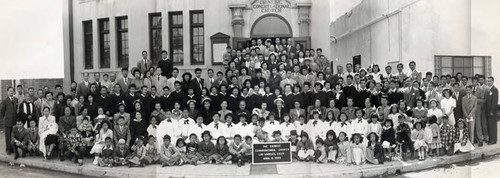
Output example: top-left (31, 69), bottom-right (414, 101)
top-left (1, 123), bottom-right (500, 178)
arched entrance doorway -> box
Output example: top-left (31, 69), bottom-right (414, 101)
top-left (250, 14), bottom-right (292, 38)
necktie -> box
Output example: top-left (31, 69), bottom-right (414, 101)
top-left (27, 103), bottom-right (31, 115)
top-left (215, 123), bottom-right (218, 129)
top-left (341, 123), bottom-right (346, 127)
top-left (158, 76), bottom-right (160, 81)
top-left (184, 120), bottom-right (189, 124)
top-left (270, 122), bottom-right (274, 125)
top-left (313, 120), bottom-right (317, 126)
top-left (198, 125), bottom-right (203, 129)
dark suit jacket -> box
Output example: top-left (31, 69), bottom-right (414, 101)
top-left (117, 77), bottom-right (132, 94)
top-left (76, 81), bottom-right (90, 98)
top-left (0, 97), bottom-right (18, 126)
top-left (192, 77), bottom-right (205, 96)
top-left (18, 101), bottom-right (39, 125)
top-left (486, 86), bottom-right (498, 116)
top-left (158, 58), bottom-right (174, 78)
top-left (453, 90), bottom-right (466, 119)
top-left (137, 59), bottom-right (153, 75)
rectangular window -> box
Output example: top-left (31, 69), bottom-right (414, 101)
top-left (435, 56), bottom-right (491, 76)
top-left (99, 18), bottom-right (110, 68)
top-left (190, 11), bottom-right (204, 64)
top-left (149, 13), bottom-right (162, 66)
top-left (116, 17), bottom-right (128, 68)
top-left (83, 20), bottom-right (93, 69)
top-left (169, 12), bottom-right (183, 64)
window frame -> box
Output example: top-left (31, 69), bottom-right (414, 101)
top-left (98, 18), bottom-right (111, 69)
top-left (83, 20), bottom-right (93, 69)
top-left (434, 55), bottom-right (490, 76)
top-left (169, 11), bottom-right (184, 65)
top-left (116, 16), bottom-right (129, 68)
top-left (190, 10), bottom-right (204, 65)
top-left (149, 13), bottom-right (162, 66)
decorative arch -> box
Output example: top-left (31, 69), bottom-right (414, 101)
top-left (250, 14), bottom-right (293, 38)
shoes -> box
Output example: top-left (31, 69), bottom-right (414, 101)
top-left (161, 163), bottom-right (168, 167)
top-left (92, 157), bottom-right (99, 165)
top-left (237, 160), bottom-right (242, 167)
top-left (478, 142), bottom-right (483, 147)
top-left (20, 164), bottom-right (26, 168)
top-left (14, 154), bottom-right (19, 160)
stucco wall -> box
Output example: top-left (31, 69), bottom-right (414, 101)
top-left (329, 0), bottom-right (473, 74)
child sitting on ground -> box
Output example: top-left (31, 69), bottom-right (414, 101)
top-left (297, 132), bottom-right (315, 161)
top-left (64, 127), bottom-right (86, 166)
top-left (336, 132), bottom-right (352, 165)
top-left (210, 136), bottom-right (232, 164)
top-left (396, 115), bottom-right (414, 161)
top-left (350, 133), bottom-right (365, 165)
top-left (160, 135), bottom-right (182, 167)
top-left (314, 138), bottom-right (328, 163)
top-left (453, 119), bottom-right (474, 153)
top-left (128, 137), bottom-right (145, 167)
top-left (229, 134), bottom-right (249, 167)
top-left (243, 136), bottom-right (253, 163)
top-left (141, 135), bottom-right (160, 166)
top-left (114, 139), bottom-right (130, 166)
top-left (365, 132), bottom-right (385, 165)
top-left (198, 131), bottom-right (215, 163)
top-left (98, 137), bottom-right (114, 167)
top-left (175, 138), bottom-right (188, 165)
top-left (185, 134), bottom-right (202, 165)
top-left (324, 130), bottom-right (338, 162)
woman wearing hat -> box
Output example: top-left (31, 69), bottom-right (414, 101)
top-left (271, 97), bottom-right (286, 122)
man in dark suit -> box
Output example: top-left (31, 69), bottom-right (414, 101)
top-left (157, 50), bottom-right (173, 79)
top-left (95, 86), bottom-right (111, 115)
top-left (123, 84), bottom-right (139, 113)
top-left (342, 75), bottom-right (357, 99)
top-left (92, 72), bottom-right (102, 92)
top-left (117, 67), bottom-right (133, 94)
top-left (0, 87), bottom-right (18, 154)
top-left (192, 68), bottom-right (205, 96)
top-left (137, 50), bottom-right (153, 77)
top-left (485, 77), bottom-right (498, 145)
top-left (453, 82), bottom-right (466, 120)
top-left (76, 73), bottom-right (90, 98)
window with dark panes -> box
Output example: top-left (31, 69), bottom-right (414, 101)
top-left (169, 12), bottom-right (183, 64)
top-left (99, 18), bottom-right (110, 68)
top-left (435, 56), bottom-right (490, 76)
top-left (190, 11), bottom-right (204, 64)
top-left (83, 20), bottom-right (93, 69)
top-left (149, 13), bottom-right (162, 66)
top-left (116, 17), bottom-right (128, 68)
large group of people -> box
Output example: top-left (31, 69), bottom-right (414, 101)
top-left (0, 37), bottom-right (498, 168)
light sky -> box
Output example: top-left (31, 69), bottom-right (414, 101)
top-left (0, 0), bottom-right (64, 79)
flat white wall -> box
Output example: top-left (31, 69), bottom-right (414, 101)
top-left (329, 0), bottom-right (474, 74)
top-left (471, 0), bottom-right (500, 88)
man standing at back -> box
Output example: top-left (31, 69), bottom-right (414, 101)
top-left (0, 87), bottom-right (18, 154)
top-left (137, 50), bottom-right (152, 77)
top-left (158, 50), bottom-right (173, 79)
top-left (117, 67), bottom-right (133, 94)
top-left (76, 73), bottom-right (90, 98)
top-left (485, 77), bottom-right (498, 145)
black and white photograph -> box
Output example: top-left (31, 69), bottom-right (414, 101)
top-left (0, 0), bottom-right (499, 177)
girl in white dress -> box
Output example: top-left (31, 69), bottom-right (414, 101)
top-left (411, 122), bottom-right (427, 160)
top-left (454, 119), bottom-right (475, 153)
top-left (90, 121), bottom-right (113, 164)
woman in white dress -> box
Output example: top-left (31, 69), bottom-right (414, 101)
top-left (440, 89), bottom-right (456, 126)
top-left (38, 106), bottom-right (58, 159)
top-left (427, 99), bottom-right (444, 124)
top-left (90, 121), bottom-right (113, 164)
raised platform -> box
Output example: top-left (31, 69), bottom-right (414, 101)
top-left (1, 123), bottom-right (500, 178)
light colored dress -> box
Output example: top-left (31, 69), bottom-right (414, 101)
top-left (90, 129), bottom-right (114, 154)
top-left (411, 129), bottom-right (427, 150)
top-left (350, 142), bottom-right (365, 165)
top-left (39, 116), bottom-right (58, 156)
top-left (336, 141), bottom-right (352, 164)
top-left (440, 97), bottom-right (456, 126)
top-left (454, 129), bottom-right (475, 153)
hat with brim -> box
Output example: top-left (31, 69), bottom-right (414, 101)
top-left (290, 130), bottom-right (298, 136)
top-left (274, 98), bottom-right (284, 105)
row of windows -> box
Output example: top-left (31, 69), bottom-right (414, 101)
top-left (83, 11), bottom-right (204, 69)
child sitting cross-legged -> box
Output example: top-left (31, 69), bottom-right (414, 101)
top-left (185, 134), bottom-right (202, 165)
top-left (229, 134), bottom-right (250, 167)
top-left (160, 134), bottom-right (182, 167)
top-left (97, 137), bottom-right (114, 167)
top-left (314, 138), bottom-right (328, 163)
top-left (63, 127), bottom-right (86, 166)
top-left (297, 131), bottom-right (315, 161)
top-left (210, 136), bottom-right (232, 164)
top-left (113, 139), bottom-right (130, 166)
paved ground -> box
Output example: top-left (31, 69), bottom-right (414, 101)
top-left (1, 123), bottom-right (500, 177)
top-left (0, 162), bottom-right (87, 178)
top-left (393, 154), bottom-right (500, 178)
